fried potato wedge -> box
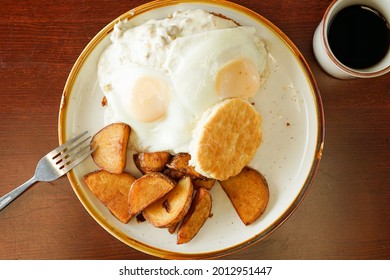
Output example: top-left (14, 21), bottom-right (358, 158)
top-left (143, 176), bottom-right (194, 228)
top-left (219, 166), bottom-right (269, 225)
top-left (163, 167), bottom-right (186, 180)
top-left (83, 170), bottom-right (136, 223)
top-left (177, 187), bottom-right (212, 244)
top-left (166, 153), bottom-right (206, 179)
top-left (134, 152), bottom-right (172, 174)
top-left (128, 172), bottom-right (176, 216)
top-left (91, 123), bottom-right (130, 174)
top-left (192, 178), bottom-right (216, 190)
top-left (168, 223), bottom-right (179, 234)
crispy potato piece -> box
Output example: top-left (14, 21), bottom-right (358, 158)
top-left (163, 167), bottom-right (186, 180)
top-left (166, 178), bottom-right (214, 234)
top-left (83, 170), bottom-right (136, 223)
top-left (91, 123), bottom-right (130, 174)
top-left (177, 188), bottom-right (212, 244)
top-left (166, 153), bottom-right (206, 179)
top-left (165, 165), bottom-right (215, 188)
top-left (134, 152), bottom-right (172, 174)
top-left (143, 176), bottom-right (194, 228)
top-left (168, 222), bottom-right (179, 234)
top-left (192, 178), bottom-right (216, 190)
top-left (219, 166), bottom-right (269, 225)
top-left (128, 172), bottom-right (176, 216)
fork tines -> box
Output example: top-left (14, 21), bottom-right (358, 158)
top-left (52, 131), bottom-right (96, 173)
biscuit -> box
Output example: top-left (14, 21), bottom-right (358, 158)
top-left (189, 98), bottom-right (262, 181)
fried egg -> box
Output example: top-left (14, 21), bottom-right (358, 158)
top-left (98, 61), bottom-right (193, 152)
top-left (97, 10), bottom-right (268, 153)
top-left (165, 26), bottom-right (268, 116)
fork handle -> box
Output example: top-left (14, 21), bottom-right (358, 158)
top-left (0, 177), bottom-right (37, 211)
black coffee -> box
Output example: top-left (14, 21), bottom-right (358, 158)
top-left (327, 5), bottom-right (390, 69)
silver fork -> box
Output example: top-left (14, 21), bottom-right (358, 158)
top-left (0, 131), bottom-right (96, 211)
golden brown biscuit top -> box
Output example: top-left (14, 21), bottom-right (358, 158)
top-left (189, 98), bottom-right (262, 180)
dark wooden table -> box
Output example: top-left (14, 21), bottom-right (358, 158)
top-left (1, 0), bottom-right (389, 260)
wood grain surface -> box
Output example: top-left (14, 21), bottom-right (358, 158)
top-left (0, 0), bottom-right (389, 259)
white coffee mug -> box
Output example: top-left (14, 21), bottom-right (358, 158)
top-left (313, 0), bottom-right (390, 79)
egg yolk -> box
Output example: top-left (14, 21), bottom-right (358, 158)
top-left (215, 58), bottom-right (261, 99)
top-left (129, 76), bottom-right (170, 122)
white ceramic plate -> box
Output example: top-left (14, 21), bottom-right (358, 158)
top-left (58, 0), bottom-right (324, 259)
